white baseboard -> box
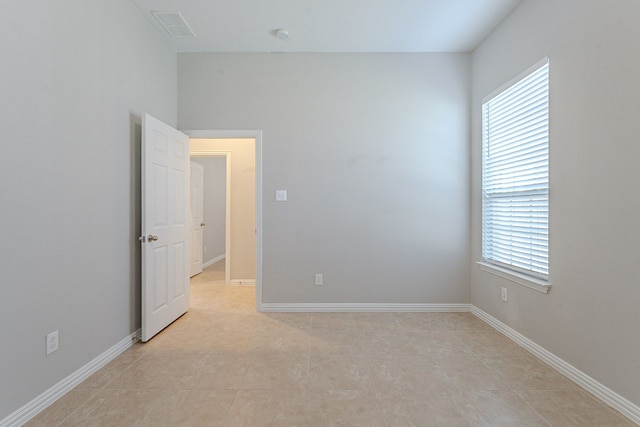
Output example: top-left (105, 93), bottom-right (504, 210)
top-left (230, 279), bottom-right (255, 285)
top-left (259, 303), bottom-right (471, 312)
top-left (470, 306), bottom-right (640, 425)
top-left (0, 329), bottom-right (140, 427)
top-left (203, 254), bottom-right (225, 268)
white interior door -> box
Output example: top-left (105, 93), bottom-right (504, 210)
top-left (190, 161), bottom-right (204, 277)
top-left (141, 114), bottom-right (190, 342)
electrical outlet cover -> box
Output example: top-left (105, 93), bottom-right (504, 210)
top-left (46, 330), bottom-right (59, 355)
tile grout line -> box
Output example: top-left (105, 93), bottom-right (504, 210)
top-left (52, 389), bottom-right (101, 427)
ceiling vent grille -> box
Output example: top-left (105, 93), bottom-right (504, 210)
top-left (151, 11), bottom-right (196, 38)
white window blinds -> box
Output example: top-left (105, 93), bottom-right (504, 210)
top-left (482, 60), bottom-right (549, 280)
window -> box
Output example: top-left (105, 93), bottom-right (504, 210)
top-left (482, 60), bottom-right (549, 282)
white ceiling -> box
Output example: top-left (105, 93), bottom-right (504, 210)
top-left (130, 0), bottom-right (521, 53)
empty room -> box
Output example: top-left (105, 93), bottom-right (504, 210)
top-left (1, 0), bottom-right (639, 425)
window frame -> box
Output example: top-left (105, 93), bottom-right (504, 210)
top-left (478, 58), bottom-right (551, 293)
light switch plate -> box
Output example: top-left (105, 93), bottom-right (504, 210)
top-left (275, 190), bottom-right (287, 201)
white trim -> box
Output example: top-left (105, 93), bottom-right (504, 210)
top-left (0, 329), bottom-right (140, 427)
top-left (260, 303), bottom-right (471, 312)
top-left (477, 262), bottom-right (551, 294)
top-left (190, 150), bottom-right (230, 156)
top-left (203, 253), bottom-right (225, 268)
top-left (470, 306), bottom-right (640, 425)
top-left (230, 279), bottom-right (256, 285)
top-left (224, 153), bottom-right (232, 285)
top-left (186, 130), bottom-right (260, 139)
top-left (254, 133), bottom-right (263, 311)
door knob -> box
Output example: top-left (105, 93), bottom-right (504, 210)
top-left (201, 223), bottom-right (206, 227)
top-left (148, 235), bottom-right (159, 242)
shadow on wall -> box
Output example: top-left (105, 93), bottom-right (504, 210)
top-left (130, 113), bottom-right (142, 332)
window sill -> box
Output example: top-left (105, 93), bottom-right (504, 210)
top-left (476, 262), bottom-right (551, 294)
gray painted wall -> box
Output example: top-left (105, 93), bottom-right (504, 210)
top-left (0, 0), bottom-right (177, 419)
top-left (179, 53), bottom-right (471, 304)
top-left (471, 0), bottom-right (640, 407)
top-left (192, 157), bottom-right (227, 264)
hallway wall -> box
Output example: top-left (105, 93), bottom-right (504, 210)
top-left (192, 156), bottom-right (227, 264)
top-left (191, 139), bottom-right (256, 281)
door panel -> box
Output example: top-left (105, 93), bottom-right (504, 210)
top-left (173, 241), bottom-right (187, 298)
top-left (142, 114), bottom-right (190, 342)
top-left (153, 247), bottom-right (169, 313)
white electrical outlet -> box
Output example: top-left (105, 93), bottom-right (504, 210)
top-left (501, 287), bottom-right (508, 302)
top-left (315, 273), bottom-right (323, 285)
top-left (46, 330), bottom-right (59, 355)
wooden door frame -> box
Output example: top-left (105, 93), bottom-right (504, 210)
top-left (184, 129), bottom-right (263, 311)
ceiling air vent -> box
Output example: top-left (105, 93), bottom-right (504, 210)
top-left (151, 11), bottom-right (196, 38)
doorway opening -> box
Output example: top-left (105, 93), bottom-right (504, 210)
top-left (186, 130), bottom-right (262, 310)
top-left (190, 153), bottom-right (231, 283)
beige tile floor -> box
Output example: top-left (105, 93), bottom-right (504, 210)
top-left (27, 261), bottom-right (636, 426)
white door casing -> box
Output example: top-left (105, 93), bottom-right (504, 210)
top-left (189, 161), bottom-right (204, 277)
top-left (141, 114), bottom-right (190, 342)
